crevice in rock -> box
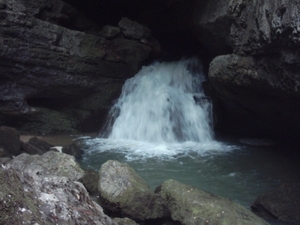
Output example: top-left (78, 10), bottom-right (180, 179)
top-left (26, 97), bottom-right (68, 110)
top-left (251, 204), bottom-right (279, 221)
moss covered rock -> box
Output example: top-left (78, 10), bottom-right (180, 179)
top-left (0, 168), bottom-right (44, 225)
top-left (1, 151), bottom-right (117, 225)
top-left (98, 160), bottom-right (167, 220)
top-left (156, 179), bottom-right (269, 225)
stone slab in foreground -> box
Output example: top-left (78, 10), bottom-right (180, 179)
top-left (156, 179), bottom-right (269, 225)
top-left (0, 151), bottom-right (117, 225)
top-left (98, 160), bottom-right (167, 220)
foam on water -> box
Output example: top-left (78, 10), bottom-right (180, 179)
top-left (83, 138), bottom-right (235, 161)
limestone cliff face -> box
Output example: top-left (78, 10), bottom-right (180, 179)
top-left (0, 0), bottom-right (158, 133)
top-left (194, 0), bottom-right (300, 141)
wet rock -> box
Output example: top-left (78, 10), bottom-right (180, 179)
top-left (0, 168), bottom-right (44, 225)
top-left (98, 160), bottom-right (167, 220)
top-left (0, 157), bottom-right (11, 164)
top-left (21, 141), bottom-right (45, 155)
top-left (0, 0), bottom-right (5, 9)
top-left (28, 136), bottom-right (54, 153)
top-left (62, 142), bottom-right (84, 160)
top-left (1, 151), bottom-right (117, 225)
top-left (0, 126), bottom-right (22, 156)
top-left (26, 108), bottom-right (80, 134)
top-left (99, 25), bottom-right (121, 39)
top-left (80, 169), bottom-right (99, 196)
top-left (105, 38), bottom-right (151, 64)
top-left (6, 0), bottom-right (52, 16)
top-left (6, 150), bottom-right (84, 181)
top-left (251, 183), bottom-right (300, 224)
top-left (118, 17), bottom-right (151, 40)
top-left (156, 179), bottom-right (269, 225)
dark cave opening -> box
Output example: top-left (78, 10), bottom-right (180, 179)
top-left (62, 0), bottom-right (212, 65)
top-left (26, 97), bottom-right (69, 110)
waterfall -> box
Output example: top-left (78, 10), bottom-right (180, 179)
top-left (100, 58), bottom-right (214, 144)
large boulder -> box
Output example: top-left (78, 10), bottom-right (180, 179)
top-left (251, 183), bottom-right (300, 224)
top-left (98, 160), bottom-right (167, 221)
top-left (156, 179), bottom-right (269, 225)
top-left (6, 150), bottom-right (84, 181)
top-left (0, 1), bottom-right (158, 134)
top-left (1, 151), bottom-right (117, 225)
top-left (194, 0), bottom-right (300, 143)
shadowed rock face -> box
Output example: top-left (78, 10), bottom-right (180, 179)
top-left (194, 0), bottom-right (300, 144)
top-left (0, 0), bottom-right (157, 134)
top-left (251, 183), bottom-right (300, 224)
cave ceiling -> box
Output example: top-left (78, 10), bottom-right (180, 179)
top-left (63, 0), bottom-right (203, 59)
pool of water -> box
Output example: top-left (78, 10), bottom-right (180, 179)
top-left (77, 136), bottom-right (299, 225)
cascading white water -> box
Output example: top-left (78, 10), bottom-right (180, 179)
top-left (102, 58), bottom-right (214, 144)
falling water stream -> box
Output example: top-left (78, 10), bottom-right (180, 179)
top-left (79, 58), bottom-right (299, 225)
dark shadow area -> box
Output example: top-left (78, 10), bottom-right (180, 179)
top-left (26, 97), bottom-right (68, 110)
top-left (63, 0), bottom-right (209, 63)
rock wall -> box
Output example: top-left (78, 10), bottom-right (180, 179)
top-left (194, 0), bottom-right (300, 143)
top-left (2, 0), bottom-right (300, 143)
top-left (0, 0), bottom-right (158, 134)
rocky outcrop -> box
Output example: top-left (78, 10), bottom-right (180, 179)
top-left (1, 151), bottom-right (117, 225)
top-left (98, 160), bottom-right (167, 221)
top-left (156, 179), bottom-right (269, 225)
top-left (194, 0), bottom-right (300, 143)
top-left (0, 0), bottom-right (159, 134)
top-left (7, 150), bottom-right (84, 181)
top-left (251, 183), bottom-right (300, 224)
